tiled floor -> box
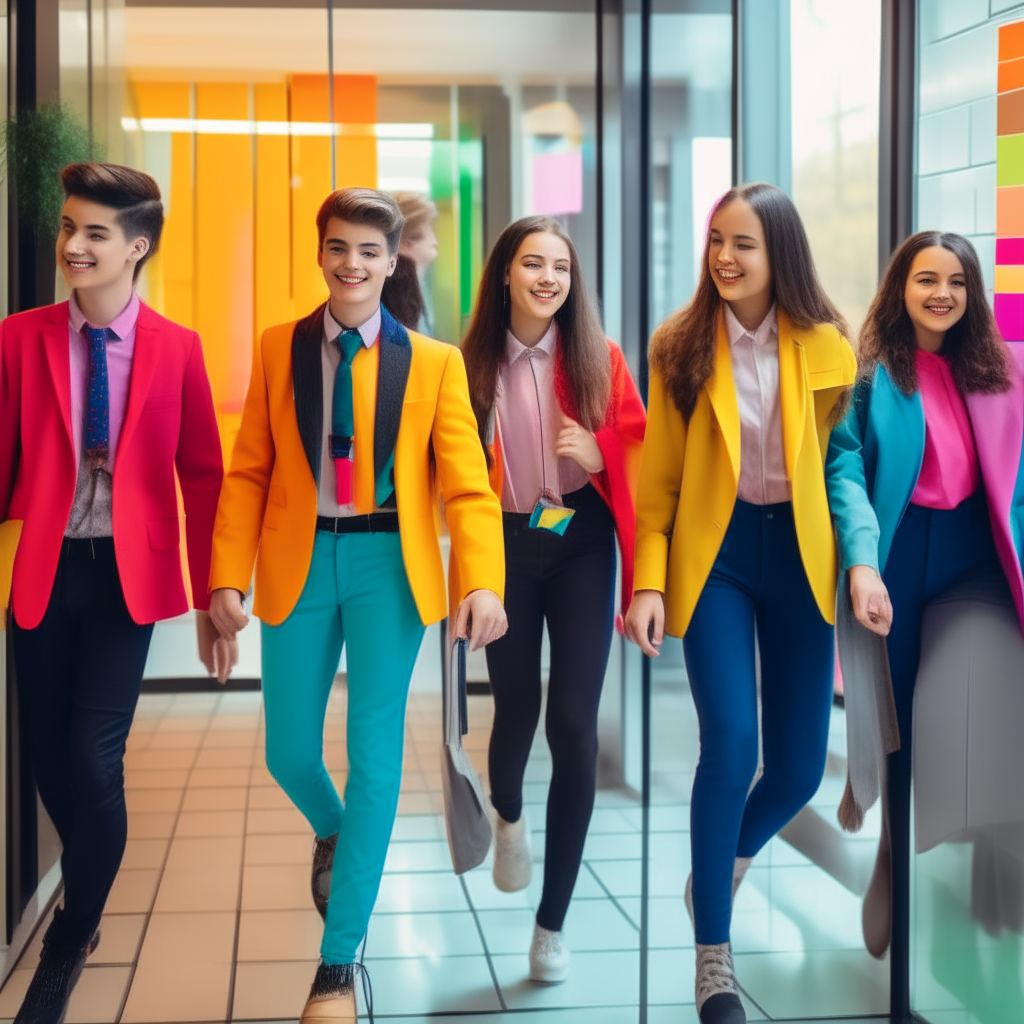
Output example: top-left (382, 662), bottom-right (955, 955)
top-left (0, 667), bottom-right (890, 1023)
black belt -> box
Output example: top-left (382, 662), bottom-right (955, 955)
top-left (316, 513), bottom-right (399, 534)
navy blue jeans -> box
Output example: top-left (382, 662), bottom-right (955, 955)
top-left (882, 492), bottom-right (1004, 975)
top-left (12, 538), bottom-right (153, 946)
top-left (683, 500), bottom-right (835, 945)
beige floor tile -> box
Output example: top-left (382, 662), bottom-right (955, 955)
top-left (174, 809), bottom-right (246, 837)
top-left (120, 912), bottom-right (235, 1023)
top-left (153, 861), bottom-right (240, 912)
top-left (236, 908), bottom-right (323, 961)
top-left (194, 747), bottom-right (254, 768)
top-left (246, 786), bottom-right (292, 810)
top-left (181, 786), bottom-right (248, 812)
top-left (64, 963), bottom-right (133, 1022)
top-left (244, 833), bottom-right (311, 866)
top-left (0, 967), bottom-right (32, 1017)
top-left (401, 772), bottom-right (427, 792)
top-left (125, 788), bottom-right (181, 814)
top-left (190, 766), bottom-right (251, 788)
top-left (203, 730), bottom-right (259, 749)
top-left (328, 772), bottom-right (349, 793)
top-left (241, 863), bottom-right (311, 911)
top-left (124, 768), bottom-right (190, 790)
top-left (155, 715), bottom-right (212, 733)
top-left (231, 960), bottom-right (318, 1021)
top-left (145, 731), bottom-right (204, 750)
top-left (121, 838), bottom-right (170, 870)
top-left (89, 915), bottom-right (148, 965)
top-left (249, 764), bottom-right (278, 786)
top-left (123, 748), bottom-right (195, 771)
top-left (398, 793), bottom-right (433, 815)
top-left (103, 868), bottom-right (160, 914)
top-left (126, 812), bottom-right (177, 840)
top-left (165, 835), bottom-right (244, 870)
top-left (246, 807), bottom-right (311, 835)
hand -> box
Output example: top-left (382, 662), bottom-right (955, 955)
top-left (556, 417), bottom-right (605, 474)
top-left (454, 589), bottom-right (508, 652)
top-left (209, 587), bottom-right (249, 639)
top-left (196, 610), bottom-right (239, 684)
top-left (624, 589), bottom-right (665, 657)
top-left (849, 564), bottom-right (892, 636)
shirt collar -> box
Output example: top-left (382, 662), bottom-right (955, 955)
top-left (724, 302), bottom-right (777, 349)
top-left (505, 321), bottom-right (558, 364)
top-left (69, 290), bottom-right (141, 341)
top-left (324, 305), bottom-right (380, 349)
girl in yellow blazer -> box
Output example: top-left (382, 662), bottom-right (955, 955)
top-left (624, 183), bottom-right (856, 1024)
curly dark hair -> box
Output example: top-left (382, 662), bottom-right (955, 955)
top-left (859, 230), bottom-right (1010, 395)
top-left (461, 215), bottom-right (610, 448)
top-left (650, 182), bottom-right (847, 421)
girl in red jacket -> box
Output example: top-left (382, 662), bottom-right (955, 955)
top-left (462, 215), bottom-right (645, 983)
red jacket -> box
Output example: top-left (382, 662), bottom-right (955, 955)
top-left (489, 339), bottom-right (646, 615)
top-left (0, 300), bottom-right (223, 629)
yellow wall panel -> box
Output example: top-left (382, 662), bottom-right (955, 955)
top-left (996, 264), bottom-right (1024, 293)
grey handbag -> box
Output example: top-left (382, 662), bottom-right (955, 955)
top-left (440, 636), bottom-right (493, 874)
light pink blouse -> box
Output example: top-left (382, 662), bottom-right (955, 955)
top-left (911, 349), bottom-right (980, 510)
top-left (494, 324), bottom-right (588, 513)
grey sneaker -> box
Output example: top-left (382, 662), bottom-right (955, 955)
top-left (528, 923), bottom-right (570, 983)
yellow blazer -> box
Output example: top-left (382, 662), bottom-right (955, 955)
top-left (210, 305), bottom-right (504, 626)
top-left (634, 311), bottom-right (856, 636)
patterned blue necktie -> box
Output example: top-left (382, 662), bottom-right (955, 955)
top-left (85, 326), bottom-right (115, 465)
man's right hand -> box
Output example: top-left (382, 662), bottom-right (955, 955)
top-left (624, 589), bottom-right (665, 658)
top-left (209, 587), bottom-right (250, 639)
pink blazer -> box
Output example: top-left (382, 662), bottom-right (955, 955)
top-left (0, 300), bottom-right (223, 629)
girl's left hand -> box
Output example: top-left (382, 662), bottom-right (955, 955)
top-left (556, 417), bottom-right (605, 474)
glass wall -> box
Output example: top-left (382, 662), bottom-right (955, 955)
top-left (912, 5), bottom-right (1024, 1022)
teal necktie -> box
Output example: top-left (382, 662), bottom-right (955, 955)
top-left (330, 329), bottom-right (364, 506)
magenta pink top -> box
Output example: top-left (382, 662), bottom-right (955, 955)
top-left (910, 348), bottom-right (980, 509)
top-left (68, 290), bottom-right (140, 468)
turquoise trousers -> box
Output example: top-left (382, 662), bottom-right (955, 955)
top-left (261, 531), bottom-right (425, 964)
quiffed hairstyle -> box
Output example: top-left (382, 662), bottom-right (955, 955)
top-left (393, 191), bottom-right (438, 241)
top-left (61, 163), bottom-right (164, 280)
top-left (651, 181), bottom-right (847, 421)
top-left (859, 230), bottom-right (1010, 395)
top-left (316, 188), bottom-right (404, 254)
top-left (461, 215), bottom-right (610, 452)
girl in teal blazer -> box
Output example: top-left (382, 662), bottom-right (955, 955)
top-left (826, 231), bottom-right (1024, 961)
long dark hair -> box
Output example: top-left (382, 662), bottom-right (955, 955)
top-left (859, 231), bottom-right (1010, 395)
top-left (462, 216), bottom-right (610, 447)
top-left (650, 182), bottom-right (847, 420)
top-left (381, 254), bottom-right (425, 332)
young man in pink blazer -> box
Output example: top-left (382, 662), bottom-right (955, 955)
top-left (0, 163), bottom-right (228, 1024)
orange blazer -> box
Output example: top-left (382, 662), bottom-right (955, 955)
top-left (210, 304), bottom-right (504, 626)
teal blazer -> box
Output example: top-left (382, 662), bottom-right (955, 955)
top-left (824, 351), bottom-right (1024, 630)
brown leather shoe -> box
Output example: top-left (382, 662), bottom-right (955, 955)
top-left (311, 834), bottom-right (338, 921)
top-left (299, 962), bottom-right (358, 1023)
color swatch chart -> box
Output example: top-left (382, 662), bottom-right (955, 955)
top-left (997, 20), bottom-right (1024, 342)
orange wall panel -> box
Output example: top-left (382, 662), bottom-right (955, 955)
top-left (998, 185), bottom-right (1024, 236)
top-left (1000, 20), bottom-right (1024, 62)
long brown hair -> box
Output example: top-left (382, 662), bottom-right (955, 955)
top-left (462, 216), bottom-right (611, 448)
top-left (650, 182), bottom-right (847, 420)
top-left (859, 231), bottom-right (1010, 395)
top-left (381, 254), bottom-right (425, 332)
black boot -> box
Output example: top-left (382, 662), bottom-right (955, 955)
top-left (699, 991), bottom-right (746, 1024)
top-left (312, 833), bottom-right (338, 921)
top-left (14, 914), bottom-right (94, 1024)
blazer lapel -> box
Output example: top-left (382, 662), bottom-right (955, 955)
top-left (116, 304), bottom-right (162, 467)
top-left (705, 315), bottom-right (740, 484)
top-left (291, 304), bottom-right (327, 485)
top-left (375, 305), bottom-right (412, 490)
top-left (42, 304), bottom-right (74, 453)
top-left (777, 312), bottom-right (807, 484)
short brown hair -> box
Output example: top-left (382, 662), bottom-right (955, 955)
top-left (316, 188), bottom-right (404, 254)
top-left (61, 163), bottom-right (164, 280)
top-left (393, 192), bottom-right (437, 240)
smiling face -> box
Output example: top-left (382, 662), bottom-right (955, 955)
top-left (505, 231), bottom-right (571, 335)
top-left (56, 196), bottom-right (149, 293)
top-left (318, 217), bottom-right (397, 326)
top-left (707, 198), bottom-right (772, 319)
top-left (904, 245), bottom-right (967, 351)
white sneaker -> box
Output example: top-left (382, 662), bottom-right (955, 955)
top-left (529, 924), bottom-right (570, 983)
top-left (492, 811), bottom-right (532, 893)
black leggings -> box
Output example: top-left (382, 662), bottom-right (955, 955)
top-left (485, 484), bottom-right (616, 931)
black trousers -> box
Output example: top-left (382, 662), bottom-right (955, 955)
top-left (485, 484), bottom-right (616, 932)
top-left (12, 538), bottom-right (153, 946)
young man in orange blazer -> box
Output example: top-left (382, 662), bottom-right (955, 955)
top-left (0, 164), bottom-right (227, 1024)
top-left (209, 188), bottom-right (506, 1022)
